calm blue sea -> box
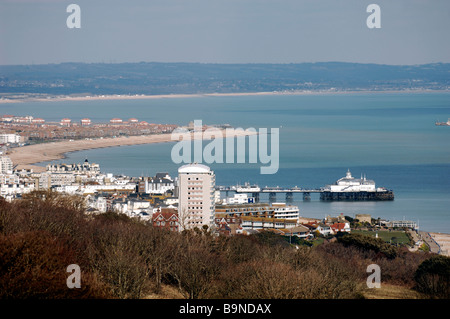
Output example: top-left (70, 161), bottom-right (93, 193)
top-left (2, 92), bottom-right (449, 233)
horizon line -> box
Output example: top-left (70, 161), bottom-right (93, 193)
top-left (0, 60), bottom-right (448, 67)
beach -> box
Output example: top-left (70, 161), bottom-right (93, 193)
top-left (430, 233), bottom-right (450, 256)
top-left (8, 128), bottom-right (257, 172)
top-left (0, 92), bottom-right (292, 104)
top-left (0, 89), bottom-right (443, 104)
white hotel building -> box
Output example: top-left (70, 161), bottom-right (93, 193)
top-left (178, 163), bottom-right (216, 230)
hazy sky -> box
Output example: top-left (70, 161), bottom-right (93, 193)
top-left (0, 0), bottom-right (449, 65)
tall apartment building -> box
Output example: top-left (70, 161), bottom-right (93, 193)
top-left (178, 163), bottom-right (215, 230)
top-left (0, 156), bottom-right (13, 174)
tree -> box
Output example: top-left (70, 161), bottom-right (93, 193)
top-left (414, 255), bottom-right (450, 298)
top-left (0, 230), bottom-right (107, 298)
top-left (169, 234), bottom-right (222, 299)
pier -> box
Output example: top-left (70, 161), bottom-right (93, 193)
top-left (216, 185), bottom-right (321, 202)
top-left (216, 184), bottom-right (394, 202)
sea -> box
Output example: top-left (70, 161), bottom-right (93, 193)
top-left (2, 92), bottom-right (449, 233)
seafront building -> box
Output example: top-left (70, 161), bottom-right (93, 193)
top-left (178, 163), bottom-right (216, 230)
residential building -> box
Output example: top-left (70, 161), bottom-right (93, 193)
top-left (215, 202), bottom-right (299, 221)
top-left (0, 156), bottom-right (13, 174)
top-left (60, 118), bottom-right (72, 126)
top-left (0, 133), bottom-right (22, 144)
top-left (316, 224), bottom-right (332, 236)
top-left (152, 207), bottom-right (179, 232)
top-left (80, 118), bottom-right (92, 126)
top-left (330, 222), bottom-right (351, 234)
top-left (178, 163), bottom-right (215, 230)
top-left (279, 225), bottom-right (311, 238)
top-left (138, 172), bottom-right (175, 194)
top-left (240, 216), bottom-right (297, 231)
top-left (214, 213), bottom-right (242, 236)
top-left (46, 158), bottom-right (100, 176)
top-left (110, 118), bottom-right (123, 124)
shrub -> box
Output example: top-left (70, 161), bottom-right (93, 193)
top-left (337, 233), bottom-right (398, 259)
top-left (414, 255), bottom-right (450, 298)
top-left (0, 231), bottom-right (107, 299)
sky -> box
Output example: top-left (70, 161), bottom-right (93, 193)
top-left (0, 0), bottom-right (449, 65)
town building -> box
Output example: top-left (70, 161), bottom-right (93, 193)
top-left (80, 118), bottom-right (92, 126)
top-left (138, 172), bottom-right (175, 194)
top-left (240, 216), bottom-right (297, 231)
top-left (110, 118), bottom-right (123, 124)
top-left (178, 163), bottom-right (216, 230)
top-left (152, 207), bottom-right (179, 232)
top-left (46, 158), bottom-right (100, 176)
top-left (0, 156), bottom-right (13, 174)
top-left (330, 222), bottom-right (351, 234)
top-left (215, 202), bottom-right (299, 221)
top-left (387, 220), bottom-right (418, 230)
top-left (31, 118), bottom-right (45, 125)
top-left (0, 133), bottom-right (22, 144)
top-left (222, 193), bottom-right (255, 204)
top-left (60, 118), bottom-right (72, 126)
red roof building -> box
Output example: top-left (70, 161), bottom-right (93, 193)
top-left (152, 208), bottom-right (179, 232)
top-left (330, 222), bottom-right (351, 234)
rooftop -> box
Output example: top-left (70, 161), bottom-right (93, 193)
top-left (178, 163), bottom-right (211, 174)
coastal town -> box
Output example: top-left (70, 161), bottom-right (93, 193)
top-left (0, 121), bottom-right (448, 256)
top-left (1, 0), bottom-right (449, 305)
top-left (0, 113), bottom-right (179, 142)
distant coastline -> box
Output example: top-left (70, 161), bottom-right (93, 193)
top-left (8, 128), bottom-right (257, 173)
top-left (1, 88), bottom-right (449, 104)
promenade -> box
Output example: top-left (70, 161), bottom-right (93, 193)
top-left (418, 231), bottom-right (446, 255)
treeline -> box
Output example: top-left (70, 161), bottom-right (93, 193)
top-left (0, 191), bottom-right (448, 299)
